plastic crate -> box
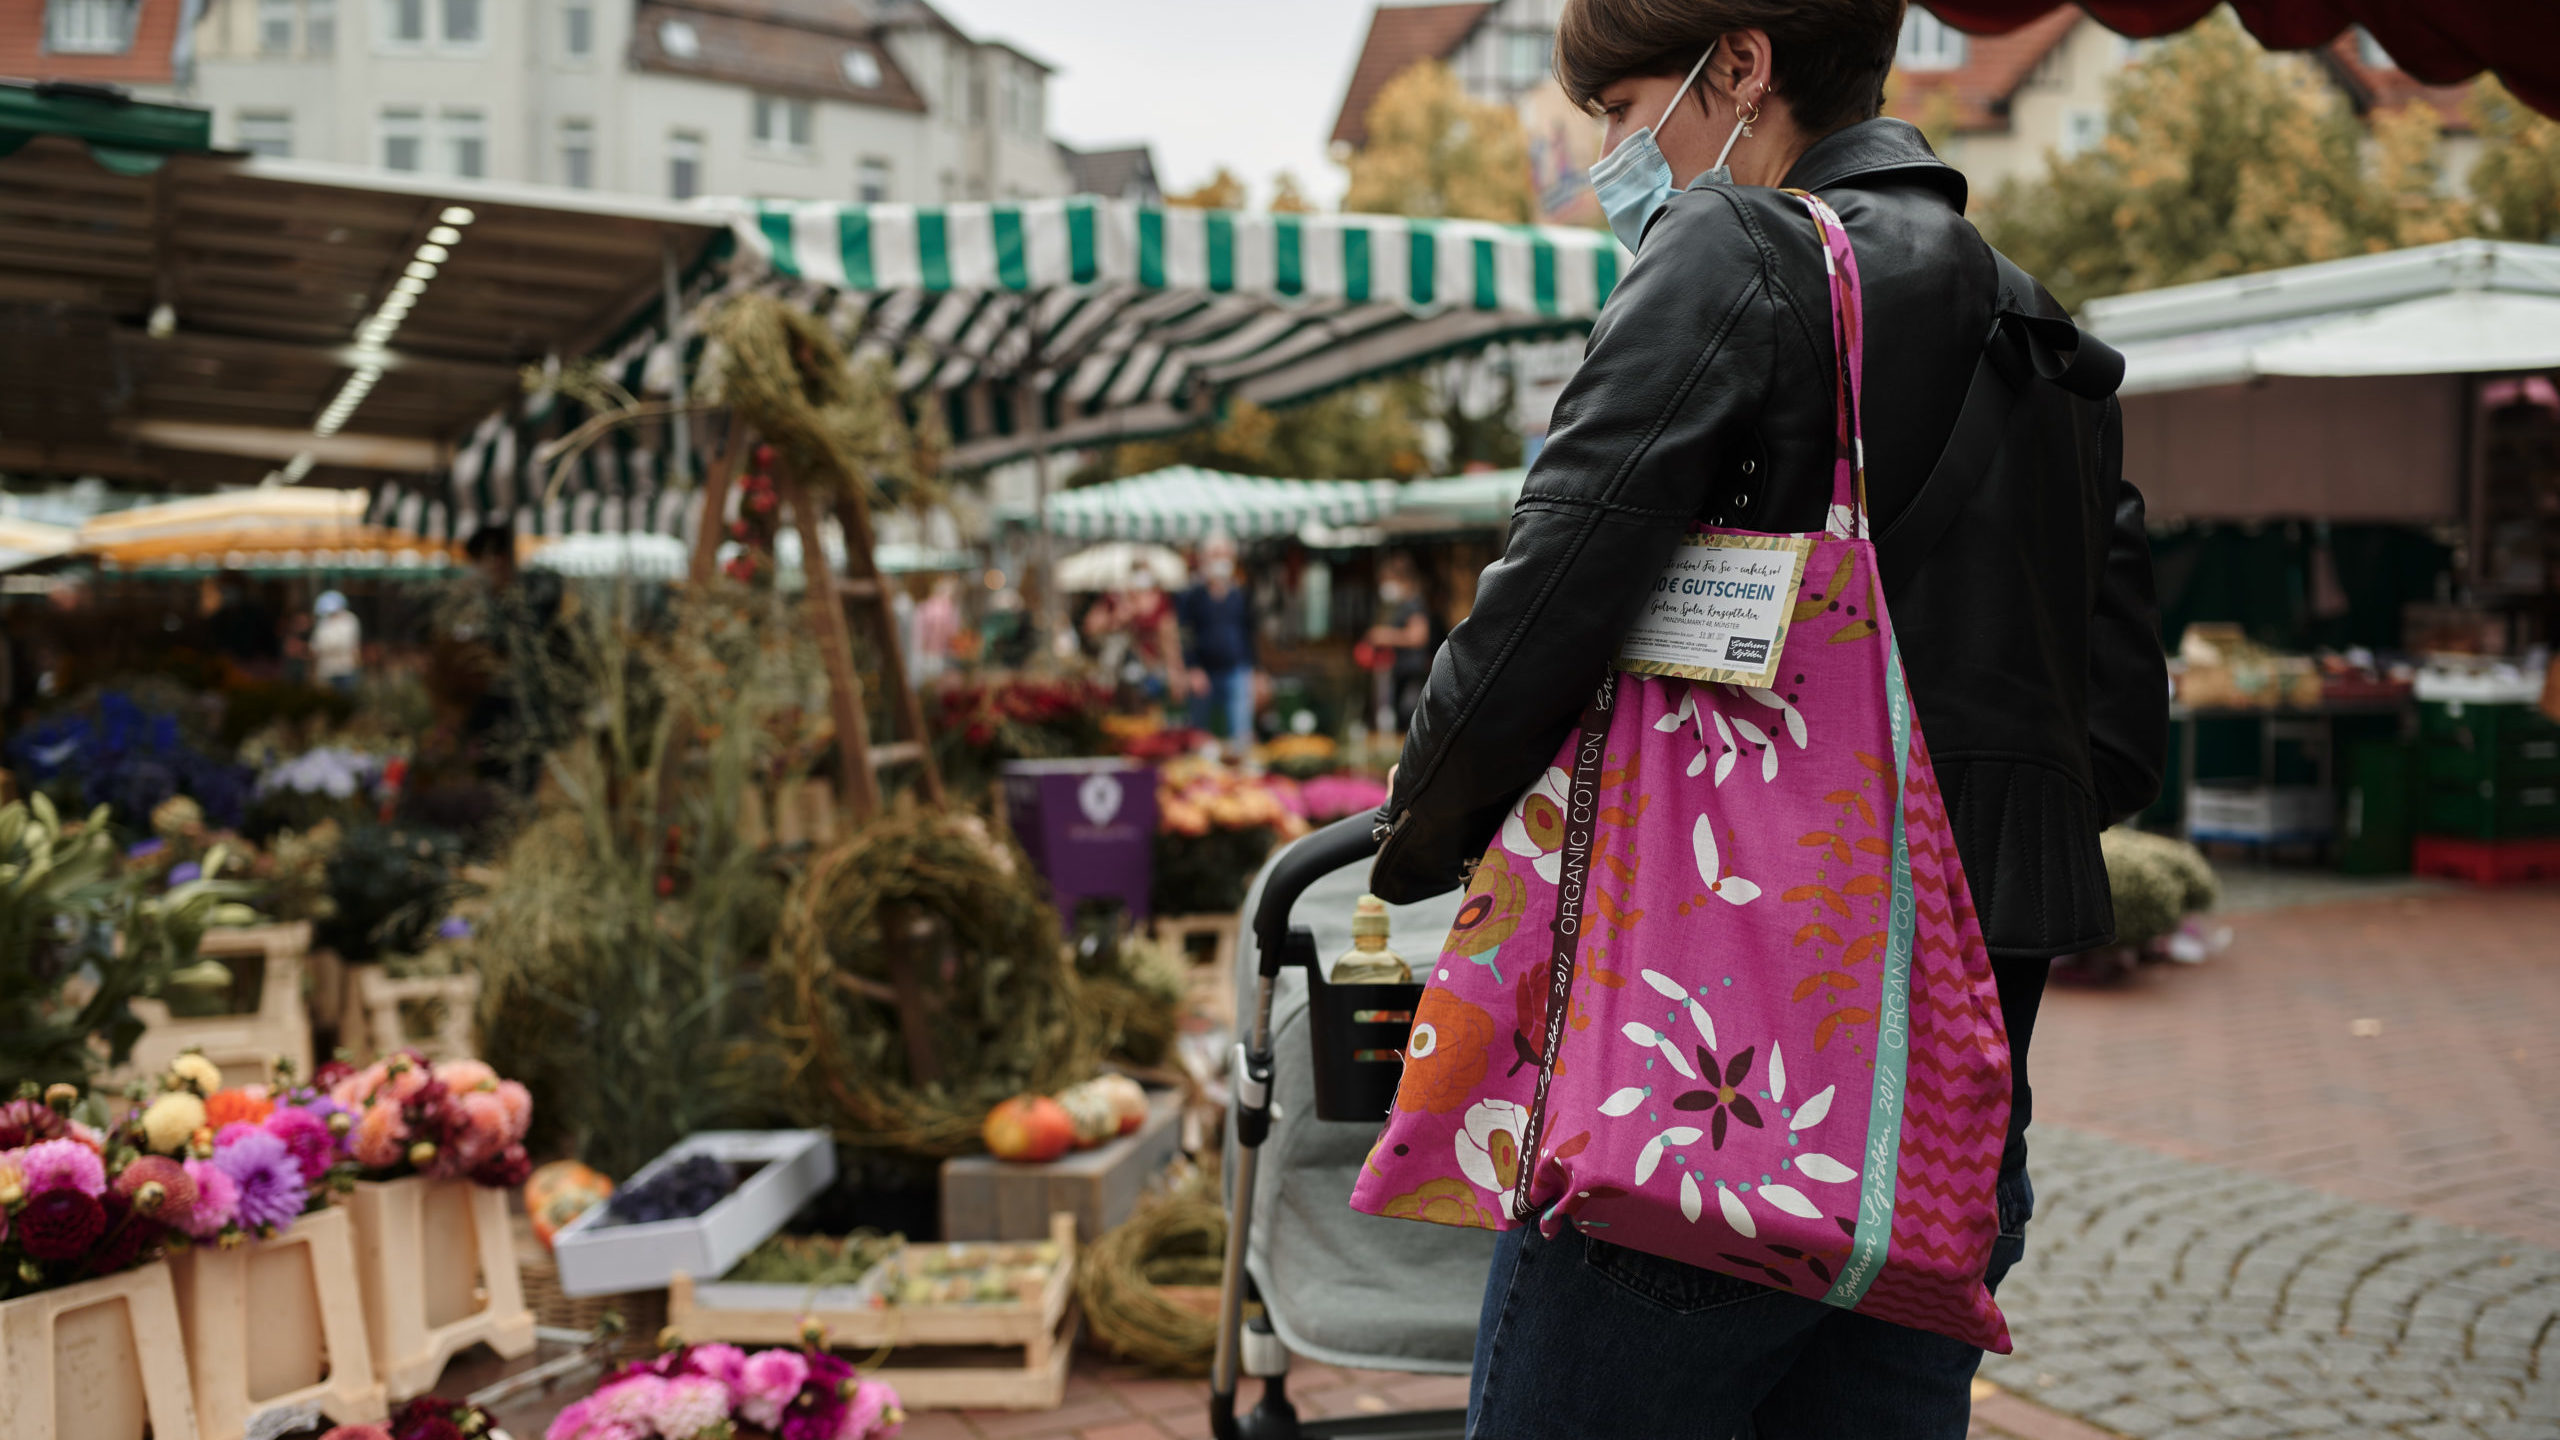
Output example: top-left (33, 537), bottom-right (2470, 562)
top-left (2188, 783), bottom-right (2334, 844)
top-left (2338, 741), bottom-right (2416, 875)
top-left (2419, 776), bottom-right (2560, 840)
top-left (2411, 835), bottom-right (2560, 885)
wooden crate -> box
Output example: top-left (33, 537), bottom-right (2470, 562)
top-left (168, 1206), bottom-right (387, 1440)
top-left (0, 1261), bottom-right (201, 1440)
top-left (345, 1176), bottom-right (536, 1399)
top-left (940, 1087), bottom-right (1183, 1244)
top-left (349, 969), bottom-right (480, 1063)
top-left (668, 1212), bottom-right (1078, 1412)
top-left (118, 922), bottom-right (314, 1088)
top-left (1153, 913), bottom-right (1240, 1029)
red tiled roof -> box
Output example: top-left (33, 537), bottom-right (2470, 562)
top-left (1885, 7), bottom-right (2082, 135)
top-left (633, 2), bottom-right (927, 112)
top-left (0, 0), bottom-right (182, 87)
top-left (1329, 3), bottom-right (1493, 149)
top-left (2319, 30), bottom-right (2474, 133)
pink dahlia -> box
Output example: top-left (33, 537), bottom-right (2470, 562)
top-left (114, 1155), bottom-right (199, 1224)
top-left (19, 1137), bottom-right (106, 1198)
top-left (737, 1349), bottom-right (810, 1430)
top-left (650, 1374), bottom-right (732, 1439)
top-left (179, 1157), bottom-right (240, 1237)
top-left (263, 1105), bottom-right (339, 1184)
top-left (350, 1099), bottom-right (408, 1169)
top-left (685, 1342), bottom-right (748, 1389)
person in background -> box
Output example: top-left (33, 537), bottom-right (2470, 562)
top-left (909, 576), bottom-right (962, 685)
top-left (312, 590), bottom-right (363, 694)
top-left (1362, 552), bottom-right (1434, 733)
top-left (1177, 533), bottom-right (1258, 746)
top-left (1086, 557), bottom-right (1184, 703)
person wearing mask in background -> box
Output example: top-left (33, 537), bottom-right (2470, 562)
top-left (1086, 557), bottom-right (1184, 705)
top-left (1178, 533), bottom-right (1258, 747)
top-left (1361, 552), bottom-right (1435, 734)
top-left (312, 590), bottom-right (363, 694)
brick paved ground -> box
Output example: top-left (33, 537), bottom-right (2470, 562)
top-left (2029, 891), bottom-right (2560, 1249)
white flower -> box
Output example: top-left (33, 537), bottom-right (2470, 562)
top-left (1693, 815), bottom-right (1761, 905)
top-left (1455, 1098), bottom-right (1532, 1209)
top-left (1499, 766), bottom-right (1572, 885)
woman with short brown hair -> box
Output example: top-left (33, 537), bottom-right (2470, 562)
top-left (1367, 2), bottom-right (2168, 1434)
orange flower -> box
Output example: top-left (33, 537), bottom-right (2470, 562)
top-left (1395, 988), bottom-right (1495, 1115)
top-left (204, 1088), bottom-right (275, 1131)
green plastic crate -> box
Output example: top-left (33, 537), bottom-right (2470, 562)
top-left (2339, 741), bottom-right (2417, 874)
top-left (2419, 774), bottom-right (2560, 840)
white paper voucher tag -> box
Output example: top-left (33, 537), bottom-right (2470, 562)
top-left (1616, 533), bottom-right (1815, 688)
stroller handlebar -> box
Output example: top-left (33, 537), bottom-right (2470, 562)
top-left (1250, 811), bottom-right (1382, 975)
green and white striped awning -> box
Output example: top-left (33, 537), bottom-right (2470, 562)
top-left (1018, 466), bottom-right (1402, 542)
top-left (402, 197), bottom-right (1618, 544)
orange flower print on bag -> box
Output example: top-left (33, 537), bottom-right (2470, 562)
top-left (1378, 1176), bottom-right (1503, 1229)
top-left (1396, 987), bottom-right (1496, 1114)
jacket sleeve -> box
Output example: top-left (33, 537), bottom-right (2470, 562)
top-left (2086, 405), bottom-right (2169, 827)
top-left (1370, 193), bottom-right (1778, 902)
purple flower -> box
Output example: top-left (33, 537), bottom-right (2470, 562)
top-left (264, 1105), bottom-right (339, 1185)
top-left (127, 838), bottom-right (167, 860)
top-left (437, 915), bottom-right (472, 940)
top-left (211, 1128), bottom-right (307, 1231)
top-left (168, 861), bottom-right (202, 886)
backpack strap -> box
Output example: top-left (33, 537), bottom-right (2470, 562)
top-left (1876, 249), bottom-right (2124, 594)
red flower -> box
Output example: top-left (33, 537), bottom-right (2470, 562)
top-left (18, 1188), bottom-right (106, 1260)
top-left (86, 1188), bottom-right (164, 1275)
top-left (469, 1143), bottom-right (532, 1189)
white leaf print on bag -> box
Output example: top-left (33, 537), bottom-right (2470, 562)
top-left (1756, 1183), bottom-right (1822, 1219)
top-left (1693, 815), bottom-right (1762, 905)
top-left (1643, 968), bottom-right (1718, 1051)
top-left (1599, 1087), bottom-right (1647, 1117)
top-left (1794, 1153), bottom-right (1857, 1184)
top-left (1790, 1085), bottom-right (1835, 1131)
top-left (1719, 1185), bottom-right (1757, 1237)
top-left (1681, 1171), bottom-right (1703, 1223)
top-left (1635, 1126), bottom-right (1703, 1185)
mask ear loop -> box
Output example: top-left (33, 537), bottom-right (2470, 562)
top-left (1710, 84), bottom-right (1767, 174)
top-left (1651, 47), bottom-right (1719, 131)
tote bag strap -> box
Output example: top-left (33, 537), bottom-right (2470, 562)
top-left (1783, 190), bottom-right (1870, 537)
top-left (1511, 672), bottom-right (1619, 1222)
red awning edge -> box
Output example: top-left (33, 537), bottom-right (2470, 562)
top-left (1923, 1), bottom-right (2560, 120)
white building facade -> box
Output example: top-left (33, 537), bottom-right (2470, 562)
top-left (180, 0), bottom-right (1071, 204)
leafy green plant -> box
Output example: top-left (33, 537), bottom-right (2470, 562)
top-left (0, 795), bottom-right (257, 1092)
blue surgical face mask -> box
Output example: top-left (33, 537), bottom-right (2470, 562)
top-left (1589, 49), bottom-right (1756, 252)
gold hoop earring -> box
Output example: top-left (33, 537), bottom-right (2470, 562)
top-left (1736, 93), bottom-right (1764, 136)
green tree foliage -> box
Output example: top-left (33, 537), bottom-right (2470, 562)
top-left (1165, 166), bottom-right (1249, 211)
top-left (1977, 14), bottom-right (2478, 310)
top-left (1102, 386), bottom-right (1432, 482)
top-left (1343, 60), bottom-right (1536, 223)
top-left (2468, 78), bottom-right (2560, 242)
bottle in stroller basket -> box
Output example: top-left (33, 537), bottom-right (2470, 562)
top-left (1330, 894), bottom-right (1411, 985)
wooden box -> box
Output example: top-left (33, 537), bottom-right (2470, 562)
top-left (168, 1207), bottom-right (387, 1440)
top-left (345, 1176), bottom-right (535, 1399)
top-left (119, 922), bottom-right (314, 1088)
top-left (940, 1087), bottom-right (1183, 1243)
top-left (0, 1262), bottom-right (201, 1440)
top-left (668, 1212), bottom-right (1078, 1412)
top-left (349, 969), bottom-right (480, 1064)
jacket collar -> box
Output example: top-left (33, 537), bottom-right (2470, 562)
top-left (1780, 118), bottom-right (1968, 211)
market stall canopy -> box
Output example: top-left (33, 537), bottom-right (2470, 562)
top-left (1925, 2), bottom-right (2560, 118)
top-left (0, 515), bottom-right (78, 571)
top-left (2087, 240), bottom-right (2560, 393)
top-left (1056, 541), bottom-right (1188, 592)
top-left (1383, 468), bottom-right (1529, 533)
top-left (1014, 467), bottom-right (1403, 542)
top-left (525, 530), bottom-right (974, 582)
top-left (71, 487), bottom-right (460, 574)
top-left (0, 79), bottom-right (211, 175)
top-left (2080, 239), bottom-right (2560, 523)
top-left (0, 127), bottom-right (724, 492)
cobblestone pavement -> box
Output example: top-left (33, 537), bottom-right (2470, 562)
top-left (1986, 1124), bottom-right (2560, 1440)
top-left (2028, 890), bottom-right (2560, 1249)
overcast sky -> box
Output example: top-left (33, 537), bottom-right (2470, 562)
top-left (931, 0), bottom-right (1382, 208)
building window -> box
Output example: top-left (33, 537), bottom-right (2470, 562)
top-left (45, 0), bottom-right (134, 53)
top-left (258, 0), bottom-right (295, 54)
top-left (1897, 10), bottom-right (1968, 72)
top-left (441, 0), bottom-right (480, 45)
top-left (857, 156), bottom-right (890, 203)
top-left (238, 110), bottom-right (293, 157)
top-left (443, 109), bottom-right (485, 177)
top-left (1505, 29), bottom-right (1550, 88)
top-left (563, 1), bottom-right (591, 57)
top-left (753, 94), bottom-right (813, 152)
top-left (842, 48), bottom-right (880, 89)
top-left (381, 107), bottom-right (425, 171)
top-left (2059, 108), bottom-right (2106, 158)
top-left (969, 69), bottom-right (986, 125)
top-left (658, 17), bottom-right (698, 58)
top-left (307, 0), bottom-right (334, 54)
top-left (669, 131), bottom-right (703, 200)
top-left (560, 118), bottom-right (593, 188)
top-left (381, 0), bottom-right (424, 46)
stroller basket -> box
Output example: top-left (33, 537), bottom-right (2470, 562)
top-left (1303, 967), bottom-right (1423, 1123)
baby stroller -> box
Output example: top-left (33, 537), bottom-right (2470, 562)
top-left (1211, 815), bottom-right (1489, 1440)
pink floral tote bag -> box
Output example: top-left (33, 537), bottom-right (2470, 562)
top-left (1350, 193), bottom-right (2015, 1352)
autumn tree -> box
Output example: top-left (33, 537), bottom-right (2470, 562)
top-left (2469, 78), bottom-right (2560, 242)
top-left (1098, 387), bottom-right (1431, 484)
top-left (1166, 166), bottom-right (1248, 210)
top-left (1342, 60), bottom-right (1536, 222)
top-left (1269, 171), bottom-right (1315, 213)
top-left (1977, 13), bottom-right (2476, 311)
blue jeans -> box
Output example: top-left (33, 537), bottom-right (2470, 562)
top-left (1190, 666), bottom-right (1253, 741)
top-left (1468, 1163), bottom-right (2033, 1439)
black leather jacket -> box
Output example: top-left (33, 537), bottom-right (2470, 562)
top-left (1372, 120), bottom-right (2168, 964)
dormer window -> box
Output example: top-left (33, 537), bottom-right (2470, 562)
top-left (843, 48), bottom-right (882, 89)
top-left (659, 17), bottom-right (700, 59)
top-left (1897, 10), bottom-right (1968, 72)
top-left (46, 0), bottom-right (136, 53)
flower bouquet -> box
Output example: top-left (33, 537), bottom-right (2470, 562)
top-left (1152, 756), bottom-right (1309, 915)
top-left (0, 1083), bottom-right (171, 1299)
top-left (547, 1340), bottom-right (903, 1440)
top-left (323, 1395), bottom-right (503, 1440)
top-left (324, 1050), bottom-right (534, 1189)
top-left (927, 673), bottom-right (1113, 796)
